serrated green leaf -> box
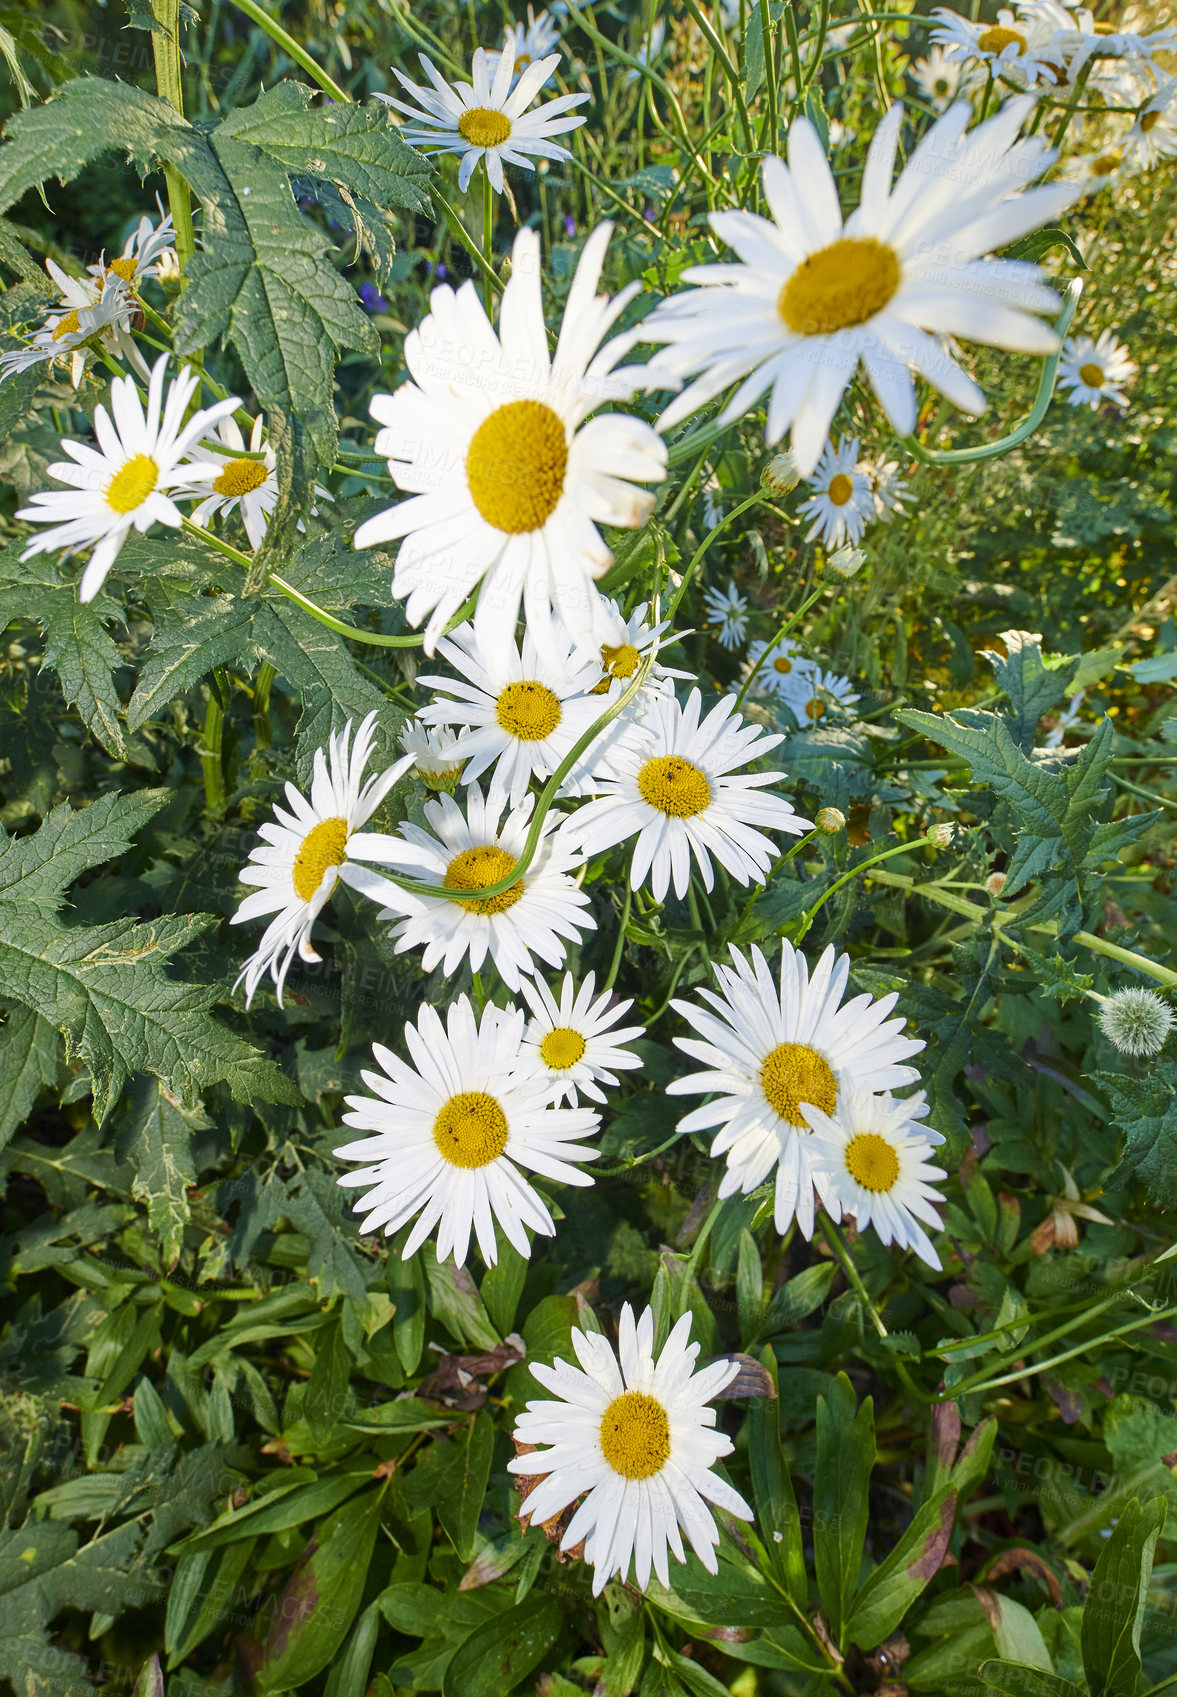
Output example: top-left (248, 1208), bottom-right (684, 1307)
top-left (980, 629), bottom-right (1076, 749)
top-left (402, 1410), bottom-right (494, 1562)
top-left (1097, 1070), bottom-right (1177, 1210)
top-left (0, 789), bottom-right (166, 914)
top-left (0, 999), bottom-right (58, 1147)
top-left (114, 1077), bottom-right (204, 1267)
top-left (0, 551), bottom-right (129, 755)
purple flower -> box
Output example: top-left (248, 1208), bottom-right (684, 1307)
top-left (563, 215), bottom-right (576, 236)
top-left (359, 282), bottom-right (388, 313)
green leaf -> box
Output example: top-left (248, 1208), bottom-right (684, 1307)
top-left (980, 1662), bottom-right (1082, 1697)
top-left (646, 1553), bottom-right (792, 1631)
top-left (304, 1318), bottom-right (352, 1444)
top-left (736, 1228), bottom-right (764, 1339)
top-left (481, 1239), bottom-right (528, 1336)
top-left (0, 788), bottom-right (165, 916)
top-left (1098, 1071), bottom-right (1177, 1211)
top-left (256, 1491), bottom-right (383, 1692)
top-left (114, 1077), bottom-right (203, 1268)
top-left (441, 1593), bottom-right (563, 1697)
top-left (747, 1345), bottom-right (805, 1604)
top-left (403, 1410), bottom-right (494, 1563)
top-left (424, 1251), bottom-right (501, 1352)
top-left (388, 1247), bottom-right (427, 1375)
top-left (1080, 1494), bottom-right (1167, 1697)
top-left (754, 1261), bottom-right (835, 1341)
top-left (980, 630), bottom-right (1076, 749)
top-left (165, 1539), bottom-right (256, 1668)
top-left (846, 1488), bottom-right (957, 1649)
top-left (742, 0), bottom-right (785, 99)
top-left (0, 1000), bottom-right (58, 1148)
top-left (325, 1601), bottom-right (383, 1697)
top-left (813, 1373), bottom-right (875, 1644)
top-left (1003, 227), bottom-right (1087, 270)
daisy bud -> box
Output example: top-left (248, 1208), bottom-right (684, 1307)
top-left (986, 872), bottom-right (1007, 897)
top-left (1098, 987), bottom-right (1175, 1059)
top-left (815, 806), bottom-right (846, 835)
top-left (926, 823), bottom-right (955, 848)
top-left (825, 545), bottom-right (866, 579)
top-left (761, 449), bottom-right (801, 495)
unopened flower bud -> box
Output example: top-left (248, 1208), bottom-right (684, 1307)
top-left (926, 823), bottom-right (955, 848)
top-left (761, 449), bottom-right (801, 495)
top-left (986, 872), bottom-right (1006, 897)
top-left (825, 545), bottom-right (866, 579)
top-left (815, 806), bottom-right (846, 835)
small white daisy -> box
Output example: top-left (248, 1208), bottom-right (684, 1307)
top-left (1052, 8), bottom-right (1177, 79)
top-left (909, 45), bottom-right (963, 110)
top-left (417, 621), bottom-right (610, 806)
top-left (864, 455), bottom-right (909, 519)
top-left (508, 1303), bottom-right (753, 1594)
top-left (485, 6), bottom-right (562, 83)
top-left (0, 271), bottom-right (138, 389)
top-left (231, 712), bottom-right (413, 1006)
top-left (1063, 145), bottom-right (1134, 192)
top-left (667, 941), bottom-right (926, 1238)
top-left (702, 579), bottom-right (750, 650)
top-left (804, 1087), bottom-right (947, 1269)
top-left (1123, 80), bottom-right (1177, 167)
top-left (16, 354), bottom-right (239, 602)
top-left (335, 994), bottom-right (599, 1266)
top-left (798, 437), bottom-right (876, 548)
top-left (353, 221), bottom-right (667, 655)
top-left (576, 597), bottom-right (695, 700)
top-left (646, 99), bottom-right (1081, 474)
top-left (399, 717), bottom-right (466, 789)
top-left (342, 783), bottom-right (595, 991)
top-left (1058, 329), bottom-right (1137, 410)
top-left (780, 663), bottom-right (861, 726)
top-left (1044, 689), bottom-right (1085, 748)
top-left (743, 636), bottom-right (811, 700)
top-left (626, 20), bottom-right (667, 83)
top-left (563, 688), bottom-right (810, 903)
top-left (174, 414), bottom-right (331, 550)
top-left (88, 202), bottom-right (176, 293)
top-left (929, 6), bottom-right (1061, 89)
top-left (519, 971), bottom-right (644, 1105)
top-left (374, 40), bottom-right (588, 193)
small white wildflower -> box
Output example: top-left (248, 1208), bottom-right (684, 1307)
top-left (826, 545), bottom-right (866, 579)
top-left (762, 449), bottom-right (802, 495)
top-left (1098, 987), bottom-right (1175, 1058)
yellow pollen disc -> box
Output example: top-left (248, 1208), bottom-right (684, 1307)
top-left (52, 309), bottom-right (81, 342)
top-left (1141, 110), bottom-right (1162, 132)
top-left (637, 755), bottom-right (712, 819)
top-left (458, 105), bottom-right (513, 148)
top-left (1092, 19), bottom-right (1116, 31)
top-left (601, 641), bottom-right (641, 681)
top-left (600, 1391), bottom-right (670, 1481)
top-left (806, 698), bottom-right (826, 720)
top-left (495, 679), bottom-right (562, 742)
top-left (443, 844), bottom-right (524, 914)
top-left (465, 400), bottom-right (568, 534)
top-left (540, 1026), bottom-right (587, 1070)
top-left (105, 454), bottom-right (159, 515)
top-left (292, 815), bottom-right (349, 903)
top-left (977, 24), bottom-right (1026, 53)
top-left (1079, 362), bottom-right (1105, 387)
top-left (828, 473), bottom-right (854, 507)
top-left (845, 1131), bottom-right (901, 1192)
top-left (1093, 151), bottom-right (1122, 174)
top-left (432, 1090), bottom-right (510, 1168)
top-left (779, 237), bottom-right (901, 337)
top-left (760, 1042), bottom-right (837, 1128)
top-left (214, 459), bottom-right (269, 497)
top-left (773, 656), bottom-right (793, 674)
top-left (107, 257), bottom-right (139, 284)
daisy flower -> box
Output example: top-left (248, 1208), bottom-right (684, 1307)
top-left (1044, 688), bottom-right (1086, 748)
top-left (864, 455), bottom-right (909, 518)
top-left (508, 1304), bottom-right (753, 1594)
top-left (909, 45), bottom-right (962, 110)
top-left (416, 621), bottom-right (611, 806)
top-left (342, 783), bottom-right (595, 991)
top-left (399, 717), bottom-right (466, 789)
top-left (88, 202), bottom-right (176, 293)
top-left (929, 7), bottom-right (1061, 89)
top-left (175, 414), bottom-right (331, 550)
top-left (645, 98), bottom-right (1081, 474)
top-left (353, 222), bottom-right (667, 655)
top-left (231, 712), bottom-right (413, 1007)
top-left (826, 545), bottom-right (867, 579)
top-left (1123, 80), bottom-right (1177, 168)
top-left (804, 1088), bottom-right (947, 1268)
top-left (1058, 329), bottom-right (1137, 409)
top-left (780, 662), bottom-right (861, 726)
top-left (0, 272), bottom-right (138, 388)
top-left (667, 941), bottom-right (926, 1237)
top-left (374, 40), bottom-right (588, 193)
top-left (743, 636), bottom-right (811, 700)
top-left (579, 597), bottom-right (695, 699)
top-left (798, 437), bottom-right (876, 548)
top-left (16, 354), bottom-right (239, 602)
top-left (1052, 8), bottom-right (1177, 79)
top-left (701, 579), bottom-right (750, 650)
top-left (486, 6), bottom-right (562, 83)
top-left (335, 995), bottom-right (599, 1266)
top-left (562, 689), bottom-right (810, 902)
top-left (519, 971), bottom-right (644, 1105)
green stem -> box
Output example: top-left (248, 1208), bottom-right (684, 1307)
top-left (793, 838), bottom-right (923, 944)
top-left (604, 869), bottom-right (633, 993)
top-left (667, 491), bottom-right (766, 626)
top-left (682, 0), bottom-right (755, 153)
top-left (253, 659), bottom-right (274, 749)
top-left (734, 584), bottom-right (825, 710)
top-left (149, 0), bottom-right (196, 275)
top-left (823, 1214), bottom-right (930, 1404)
top-left (481, 171), bottom-right (496, 314)
top-left (760, 0), bottom-right (780, 149)
top-left (677, 1199), bottom-right (723, 1318)
top-left (202, 674), bottom-right (225, 811)
top-left (1051, 58), bottom-right (1093, 150)
top-left (432, 187), bottom-right (504, 297)
top-left (941, 1301), bottom-right (1177, 1401)
top-left (225, 0), bottom-right (350, 101)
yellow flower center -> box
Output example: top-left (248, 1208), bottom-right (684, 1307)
top-left (1092, 150), bottom-right (1122, 174)
top-left (292, 815), bottom-right (349, 903)
top-left (495, 679), bottom-right (562, 742)
top-left (1092, 19), bottom-right (1117, 32)
top-left (442, 844), bottom-right (523, 914)
top-left (214, 459), bottom-right (270, 497)
top-left (637, 755), bottom-right (712, 819)
top-left (773, 656), bottom-right (793, 674)
top-left (465, 399), bottom-right (568, 535)
top-left (779, 237), bottom-right (901, 337)
top-left (760, 1042), bottom-right (837, 1128)
top-left (432, 1090), bottom-right (510, 1168)
top-left (105, 454), bottom-right (159, 515)
top-left (458, 106), bottom-right (513, 148)
top-left (1141, 110), bottom-right (1162, 132)
top-left (107, 257), bottom-right (139, 284)
top-left (828, 473), bottom-right (855, 507)
top-left (52, 309), bottom-right (81, 342)
top-left (806, 698), bottom-right (826, 720)
top-left (602, 641), bottom-right (641, 680)
top-left (977, 25), bottom-right (1026, 54)
top-left (540, 1026), bottom-right (587, 1069)
top-left (1078, 362), bottom-right (1105, 387)
top-left (845, 1131), bottom-right (901, 1193)
top-left (599, 1390), bottom-right (670, 1480)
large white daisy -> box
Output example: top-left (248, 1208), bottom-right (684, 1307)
top-left (519, 970), bottom-right (644, 1105)
top-left (928, 6), bottom-right (1063, 89)
top-left (342, 783), bottom-right (595, 991)
top-left (645, 99), bottom-right (1081, 474)
top-left (334, 995), bottom-right (599, 1267)
top-left (804, 1087), bottom-right (947, 1269)
top-left (16, 355), bottom-right (239, 601)
top-left (798, 436), bottom-right (876, 548)
top-left (667, 941), bottom-right (926, 1237)
top-left (562, 688), bottom-right (810, 902)
top-left (1057, 329), bottom-right (1137, 410)
top-left (231, 712), bottom-right (413, 1007)
top-left (508, 1304), bottom-right (753, 1594)
top-left (353, 222), bottom-right (667, 655)
top-left (1122, 80), bottom-right (1177, 168)
top-left (374, 40), bottom-right (588, 193)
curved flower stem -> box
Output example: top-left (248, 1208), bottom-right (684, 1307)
top-left (666, 491), bottom-right (766, 625)
top-left (822, 1213), bottom-right (931, 1404)
top-left (225, 0), bottom-right (350, 102)
top-left (592, 1130), bottom-right (683, 1179)
top-left (431, 187), bottom-right (504, 297)
top-left (939, 1299), bottom-right (1177, 1402)
top-left (733, 584), bottom-right (826, 711)
top-left (793, 837), bottom-right (922, 943)
top-left (603, 868), bottom-right (633, 993)
top-left (677, 1198), bottom-right (723, 1318)
top-left (682, 0), bottom-right (755, 154)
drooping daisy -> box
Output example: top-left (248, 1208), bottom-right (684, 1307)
top-left (88, 202), bottom-right (176, 293)
top-left (929, 6), bottom-right (1061, 89)
top-left (646, 99), bottom-right (1081, 474)
top-left (342, 784), bottom-right (595, 991)
top-left (1052, 8), bottom-right (1177, 80)
top-left (667, 941), bottom-right (926, 1237)
top-left (374, 40), bottom-right (588, 193)
top-left (864, 454), bottom-right (909, 519)
top-left (909, 45), bottom-right (962, 110)
top-left (563, 689), bottom-right (810, 902)
top-left (335, 995), bottom-right (600, 1266)
top-left (1122, 81), bottom-right (1177, 168)
top-left (799, 437), bottom-right (876, 548)
top-left (174, 414), bottom-right (331, 550)
top-left (485, 6), bottom-right (562, 83)
top-left (1057, 330), bottom-right (1137, 409)
top-left (508, 1304), bottom-right (753, 1594)
top-left (400, 717), bottom-right (466, 789)
top-left (701, 579), bottom-right (750, 650)
top-left (16, 355), bottom-right (239, 602)
top-left (743, 636), bottom-right (811, 700)
top-left (232, 713), bottom-right (413, 1006)
top-left (780, 662), bottom-right (861, 726)
top-left (417, 621), bottom-right (610, 806)
top-left (826, 545), bottom-right (867, 579)
top-left (353, 222), bottom-right (667, 655)
top-left (579, 597), bottom-right (694, 700)
top-left (0, 272), bottom-right (138, 388)
top-left (804, 1088), bottom-right (947, 1268)
top-left (520, 971), bottom-right (644, 1105)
